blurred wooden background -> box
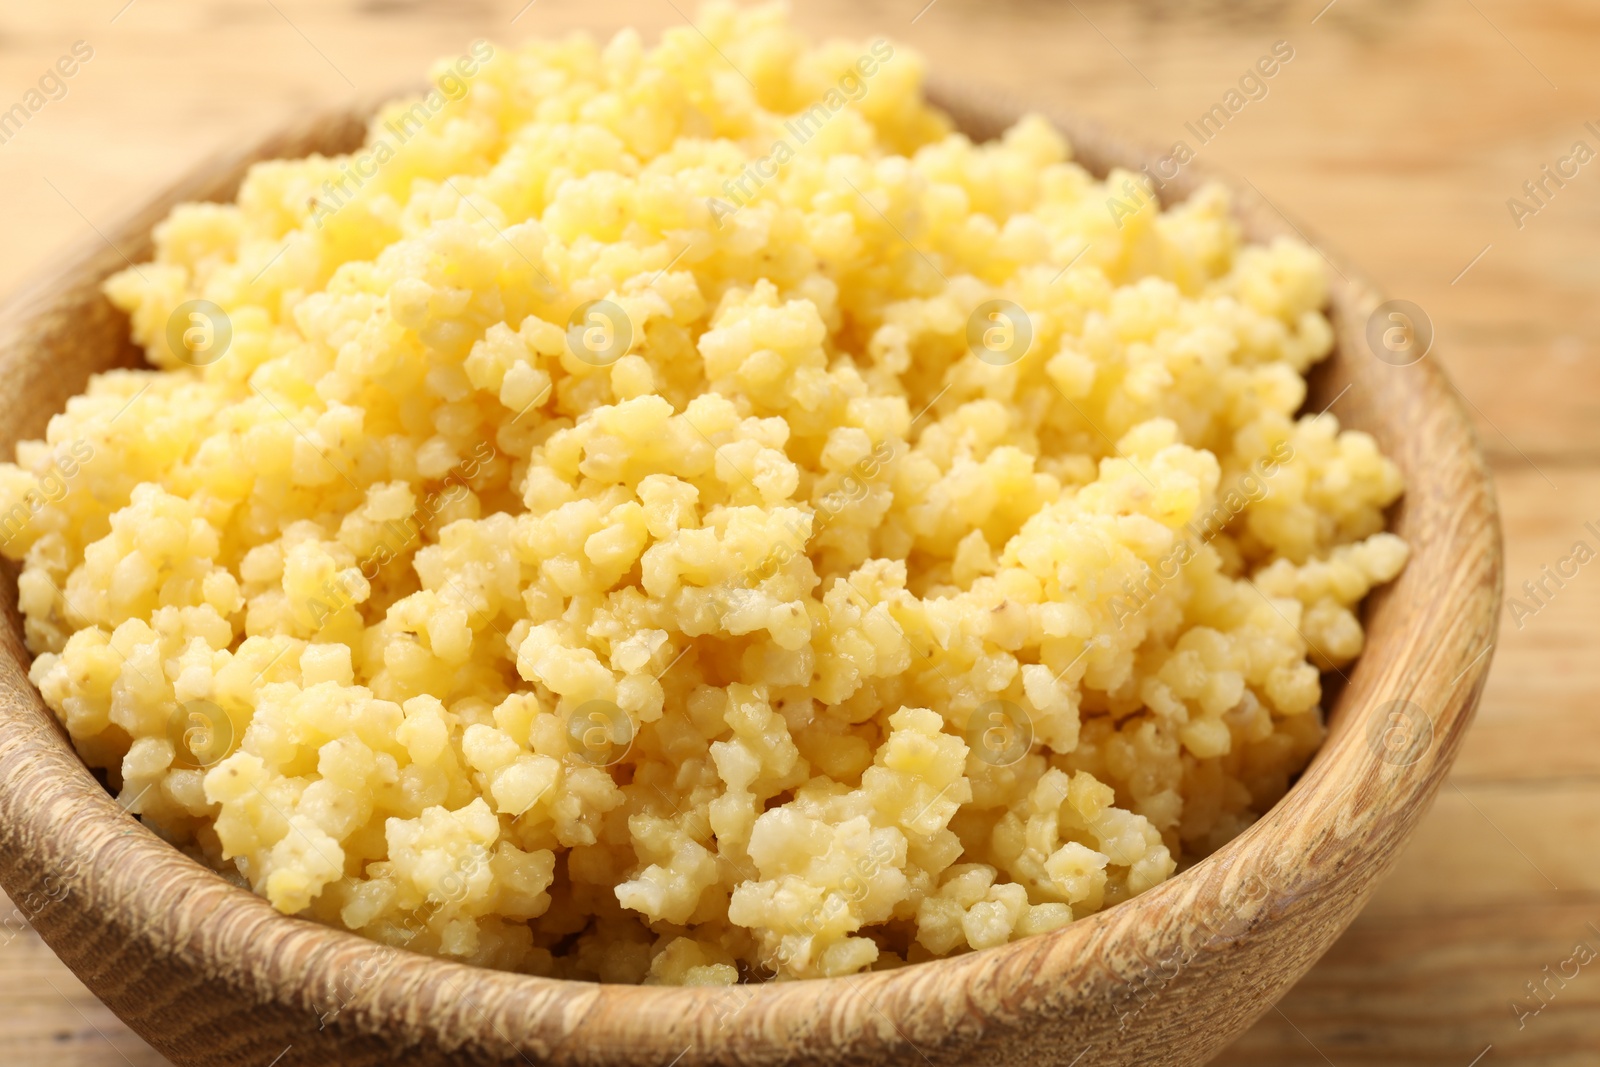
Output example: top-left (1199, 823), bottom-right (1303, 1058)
top-left (0, 0), bottom-right (1596, 1063)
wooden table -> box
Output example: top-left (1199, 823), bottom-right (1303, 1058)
top-left (0, 0), bottom-right (1594, 1062)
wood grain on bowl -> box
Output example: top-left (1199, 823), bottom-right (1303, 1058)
top-left (0, 85), bottom-right (1501, 1067)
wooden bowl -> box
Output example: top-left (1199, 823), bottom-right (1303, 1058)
top-left (0, 82), bottom-right (1501, 1067)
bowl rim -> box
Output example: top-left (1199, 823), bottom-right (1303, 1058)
top-left (0, 78), bottom-right (1502, 1066)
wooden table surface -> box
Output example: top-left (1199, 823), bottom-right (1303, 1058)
top-left (0, 0), bottom-right (1594, 1063)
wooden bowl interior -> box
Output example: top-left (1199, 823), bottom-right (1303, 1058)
top-left (0, 85), bottom-right (1501, 1067)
